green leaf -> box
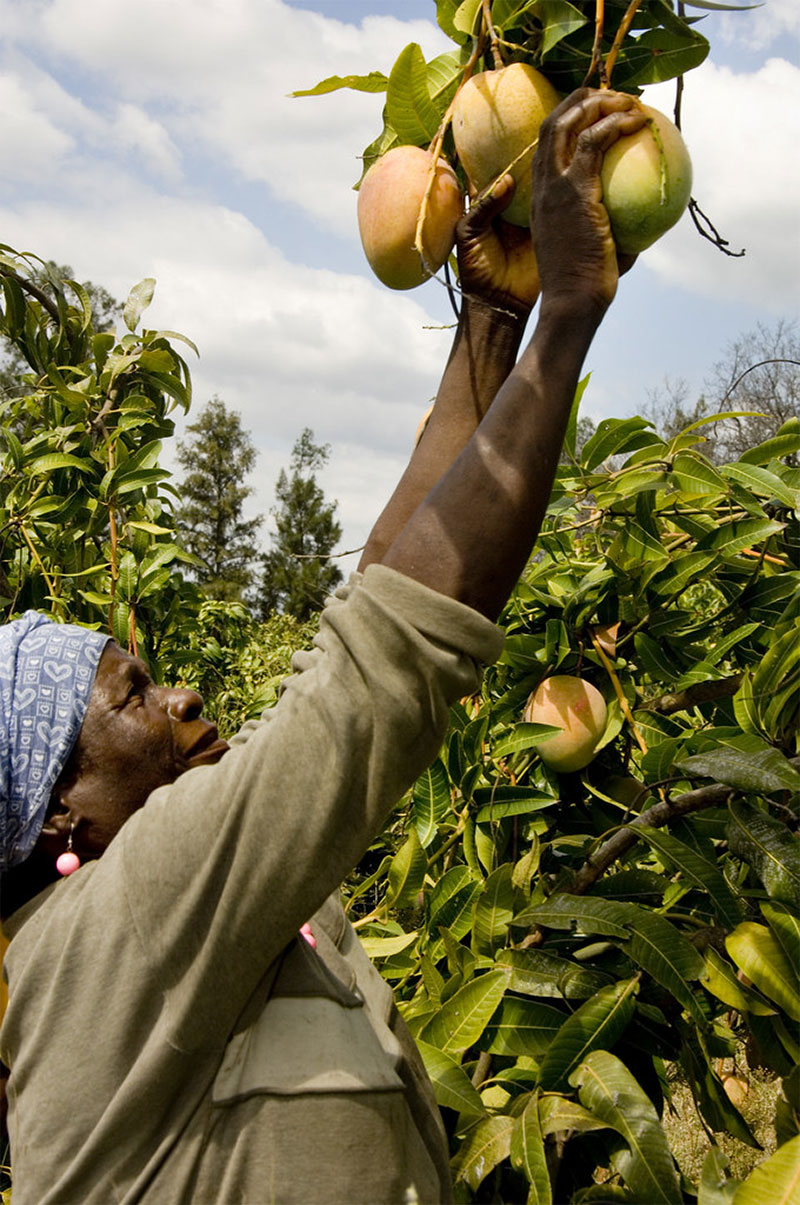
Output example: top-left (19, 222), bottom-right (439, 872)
top-left (473, 863), bottom-right (516, 955)
top-left (429, 866), bottom-right (483, 941)
top-left (453, 0), bottom-right (482, 35)
top-left (738, 432), bottom-right (800, 465)
top-left (451, 1114), bottom-right (515, 1192)
top-left (511, 1092), bottom-right (552, 1204)
top-left (538, 1093), bottom-right (610, 1137)
top-left (123, 277), bottom-right (156, 333)
top-left (492, 722), bottom-right (562, 758)
top-left (516, 895), bottom-right (632, 938)
top-left (624, 27), bottom-right (709, 87)
top-left (634, 825), bottom-right (743, 927)
top-left (563, 373), bottom-right (591, 462)
top-left (761, 902), bottom-right (800, 977)
top-left (702, 947), bottom-right (775, 1016)
top-left (28, 453), bottom-right (91, 475)
top-left (571, 1050), bottom-right (682, 1204)
top-left (581, 417), bottom-right (658, 472)
top-left (722, 462), bottom-right (800, 508)
top-left (698, 1148), bottom-right (739, 1205)
top-left (537, 977), bottom-right (638, 1092)
top-left (726, 923), bottom-right (800, 1021)
top-left (621, 907), bottom-right (707, 1022)
top-left (420, 969), bottom-right (508, 1055)
top-left (474, 786), bottom-right (554, 823)
top-left (412, 758), bottom-right (451, 847)
top-left (358, 930), bottom-right (418, 959)
top-left (727, 800), bottom-right (800, 910)
top-left (536, 0), bottom-right (589, 55)
top-left (416, 1039), bottom-right (487, 1116)
top-left (116, 551), bottom-right (138, 601)
top-left (291, 71), bottom-right (388, 97)
top-left (496, 946), bottom-right (613, 1000)
top-left (694, 517), bottom-right (783, 557)
top-left (672, 450), bottom-right (728, 497)
top-left (484, 996), bottom-right (565, 1058)
top-left (386, 43), bottom-right (440, 146)
top-left (384, 828), bottom-right (427, 909)
top-left (732, 1135), bottom-right (800, 1204)
top-left (678, 743), bottom-right (800, 797)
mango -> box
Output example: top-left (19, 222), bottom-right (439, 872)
top-left (357, 146), bottom-right (463, 290)
top-left (452, 63), bottom-right (560, 227)
top-left (601, 104), bottom-right (692, 254)
top-left (524, 675), bottom-right (607, 773)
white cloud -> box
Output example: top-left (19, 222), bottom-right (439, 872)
top-left (641, 57), bottom-right (800, 310)
top-left (21, 0), bottom-right (450, 236)
top-left (717, 0), bottom-right (800, 50)
top-left (113, 104), bottom-right (182, 181)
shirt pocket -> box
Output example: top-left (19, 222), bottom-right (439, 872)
top-left (212, 933), bottom-right (405, 1103)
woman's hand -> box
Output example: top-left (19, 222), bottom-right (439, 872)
top-left (456, 174), bottom-right (540, 317)
top-left (531, 88), bottom-right (647, 312)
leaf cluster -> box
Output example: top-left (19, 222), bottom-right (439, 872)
top-left (0, 246), bottom-right (203, 668)
top-left (344, 386), bottom-right (800, 1202)
top-left (292, 0), bottom-right (749, 186)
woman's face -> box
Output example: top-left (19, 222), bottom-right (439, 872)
top-left (57, 642), bottom-right (229, 858)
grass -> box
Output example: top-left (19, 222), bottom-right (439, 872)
top-left (662, 1058), bottom-right (780, 1185)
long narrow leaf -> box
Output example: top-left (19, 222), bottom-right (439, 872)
top-left (420, 969), bottom-right (508, 1055)
top-left (537, 977), bottom-right (639, 1091)
top-left (571, 1051), bottom-right (682, 1204)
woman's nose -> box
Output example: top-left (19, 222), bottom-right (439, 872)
top-left (163, 687), bottom-right (204, 721)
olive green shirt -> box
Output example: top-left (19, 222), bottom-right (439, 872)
top-left (1, 566), bottom-right (503, 1204)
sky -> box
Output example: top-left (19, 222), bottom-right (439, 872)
top-left (1, 0), bottom-right (798, 572)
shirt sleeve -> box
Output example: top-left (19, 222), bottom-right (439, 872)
top-left (117, 566), bottom-right (503, 1050)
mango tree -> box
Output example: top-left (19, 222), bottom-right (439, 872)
top-left (0, 245), bottom-right (203, 672)
top-left (345, 397), bottom-right (800, 1201)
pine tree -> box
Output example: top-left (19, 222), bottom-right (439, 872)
top-left (175, 397), bottom-right (263, 601)
top-left (259, 428), bottom-right (342, 621)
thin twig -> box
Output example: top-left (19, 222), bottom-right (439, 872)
top-left (481, 0), bottom-right (503, 70)
top-left (688, 198), bottom-right (745, 258)
top-left (603, 0), bottom-right (643, 85)
top-left (583, 0), bottom-right (608, 87)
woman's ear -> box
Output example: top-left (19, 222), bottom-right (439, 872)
top-left (38, 799), bottom-right (73, 841)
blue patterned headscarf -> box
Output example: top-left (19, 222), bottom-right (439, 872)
top-left (0, 612), bottom-right (111, 873)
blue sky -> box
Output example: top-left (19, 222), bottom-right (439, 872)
top-left (1, 0), bottom-right (798, 566)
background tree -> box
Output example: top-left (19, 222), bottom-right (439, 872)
top-left (175, 396), bottom-right (263, 602)
top-left (644, 319), bottom-right (800, 464)
top-left (259, 427), bottom-right (342, 621)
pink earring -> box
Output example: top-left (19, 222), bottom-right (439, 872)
top-left (56, 822), bottom-right (81, 877)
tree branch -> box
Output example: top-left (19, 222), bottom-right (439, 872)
top-left (570, 781), bottom-right (735, 895)
top-left (640, 674), bottom-right (743, 716)
top-left (2, 268), bottom-right (61, 325)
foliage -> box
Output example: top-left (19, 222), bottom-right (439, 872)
top-left (292, 0), bottom-right (759, 189)
top-left (175, 396), bottom-right (263, 602)
top-left (343, 390), bottom-right (800, 1203)
top-left (0, 260), bottom-right (121, 402)
top-left (259, 427), bottom-right (343, 622)
top-left (644, 319), bottom-right (800, 465)
top-left (0, 245), bottom-right (204, 671)
top-left (162, 598), bottom-right (318, 737)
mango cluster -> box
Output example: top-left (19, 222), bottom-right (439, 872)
top-left (357, 65), bottom-right (691, 290)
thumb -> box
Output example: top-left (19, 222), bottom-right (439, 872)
top-left (460, 174), bottom-right (517, 239)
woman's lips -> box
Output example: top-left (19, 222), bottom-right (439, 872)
top-left (187, 737), bottom-right (230, 767)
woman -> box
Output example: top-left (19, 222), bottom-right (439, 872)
top-left (0, 90), bottom-right (645, 1203)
